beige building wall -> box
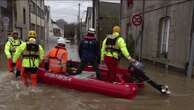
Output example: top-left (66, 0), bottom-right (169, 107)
top-left (32, 0), bottom-right (44, 9)
top-left (0, 0), bottom-right (13, 44)
top-left (1, 0), bottom-right (46, 43)
top-left (30, 0), bottom-right (45, 27)
top-left (13, 0), bottom-right (30, 39)
top-left (30, 13), bottom-right (44, 26)
top-left (121, 0), bottom-right (194, 69)
top-left (13, 0), bottom-right (45, 40)
top-left (29, 0), bottom-right (45, 45)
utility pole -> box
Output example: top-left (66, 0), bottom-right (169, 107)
top-left (139, 0), bottom-right (145, 61)
top-left (77, 3), bottom-right (81, 42)
top-left (187, 33), bottom-right (194, 78)
top-left (93, 0), bottom-right (99, 40)
top-left (0, 1), bottom-right (2, 45)
top-left (92, 0), bottom-right (95, 28)
top-left (35, 0), bottom-right (38, 42)
top-left (28, 0), bottom-right (31, 30)
top-left (80, 18), bottom-right (82, 37)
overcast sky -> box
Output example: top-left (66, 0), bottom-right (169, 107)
top-left (45, 0), bottom-right (120, 23)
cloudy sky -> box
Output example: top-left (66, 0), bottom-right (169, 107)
top-left (45, 0), bottom-right (120, 23)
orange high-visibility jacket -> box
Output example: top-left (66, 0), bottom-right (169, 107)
top-left (47, 46), bottom-right (68, 74)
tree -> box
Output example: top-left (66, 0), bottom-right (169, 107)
top-left (56, 19), bottom-right (67, 29)
top-left (56, 19), bottom-right (76, 39)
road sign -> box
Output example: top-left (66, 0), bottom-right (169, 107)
top-left (132, 14), bottom-right (143, 26)
top-left (2, 17), bottom-right (9, 30)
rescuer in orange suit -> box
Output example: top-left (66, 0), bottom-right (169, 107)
top-left (45, 37), bottom-right (68, 74)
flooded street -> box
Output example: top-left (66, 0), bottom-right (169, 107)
top-left (0, 37), bottom-right (194, 110)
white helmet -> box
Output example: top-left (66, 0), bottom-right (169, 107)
top-left (57, 37), bottom-right (66, 45)
top-left (88, 28), bottom-right (95, 34)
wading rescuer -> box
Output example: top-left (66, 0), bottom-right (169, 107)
top-left (13, 31), bottom-right (44, 88)
top-left (101, 26), bottom-right (135, 82)
top-left (76, 28), bottom-right (101, 79)
top-left (4, 31), bottom-right (23, 78)
top-left (45, 37), bottom-right (68, 74)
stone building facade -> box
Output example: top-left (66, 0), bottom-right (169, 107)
top-left (0, 0), bottom-right (46, 46)
top-left (121, 0), bottom-right (194, 70)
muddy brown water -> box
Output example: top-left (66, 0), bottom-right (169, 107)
top-left (0, 38), bottom-right (194, 110)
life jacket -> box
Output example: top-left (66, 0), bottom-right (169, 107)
top-left (9, 39), bottom-right (22, 54)
top-left (79, 36), bottom-right (99, 61)
top-left (105, 36), bottom-right (121, 53)
top-left (82, 39), bottom-right (96, 50)
top-left (83, 34), bottom-right (96, 48)
top-left (22, 42), bottom-right (40, 67)
top-left (48, 46), bottom-right (68, 74)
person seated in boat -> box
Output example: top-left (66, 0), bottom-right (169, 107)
top-left (76, 28), bottom-right (101, 79)
top-left (101, 26), bottom-right (135, 82)
top-left (45, 37), bottom-right (68, 74)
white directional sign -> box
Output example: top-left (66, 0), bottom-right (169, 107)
top-left (0, 0), bottom-right (8, 8)
top-left (2, 17), bottom-right (9, 30)
top-left (2, 17), bottom-right (9, 26)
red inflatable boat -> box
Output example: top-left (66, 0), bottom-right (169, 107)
top-left (38, 61), bottom-right (144, 99)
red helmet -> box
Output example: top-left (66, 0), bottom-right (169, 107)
top-left (12, 31), bottom-right (19, 36)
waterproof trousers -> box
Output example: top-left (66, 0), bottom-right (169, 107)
top-left (21, 68), bottom-right (38, 87)
top-left (76, 59), bottom-right (100, 79)
top-left (7, 58), bottom-right (21, 74)
top-left (104, 56), bottom-right (119, 82)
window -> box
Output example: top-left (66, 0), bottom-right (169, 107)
top-left (158, 16), bottom-right (170, 58)
top-left (23, 8), bottom-right (26, 24)
top-left (30, 23), bottom-right (35, 30)
top-left (30, 2), bottom-right (35, 14)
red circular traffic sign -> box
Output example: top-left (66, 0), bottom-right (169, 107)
top-left (132, 14), bottom-right (143, 26)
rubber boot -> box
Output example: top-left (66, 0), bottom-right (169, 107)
top-left (31, 74), bottom-right (37, 88)
top-left (7, 59), bottom-right (14, 72)
top-left (15, 70), bottom-right (20, 80)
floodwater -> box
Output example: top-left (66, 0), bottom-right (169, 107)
top-left (0, 37), bottom-right (194, 110)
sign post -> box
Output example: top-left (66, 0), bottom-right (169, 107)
top-left (131, 14), bottom-right (143, 60)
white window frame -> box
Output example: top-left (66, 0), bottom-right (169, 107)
top-left (160, 17), bottom-right (170, 55)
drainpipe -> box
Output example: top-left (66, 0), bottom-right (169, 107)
top-left (0, 3), bottom-right (1, 54)
top-left (119, 0), bottom-right (122, 26)
top-left (187, 2), bottom-right (194, 78)
top-left (139, 0), bottom-right (145, 61)
top-left (92, 0), bottom-right (95, 28)
top-left (29, 0), bottom-right (31, 31)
